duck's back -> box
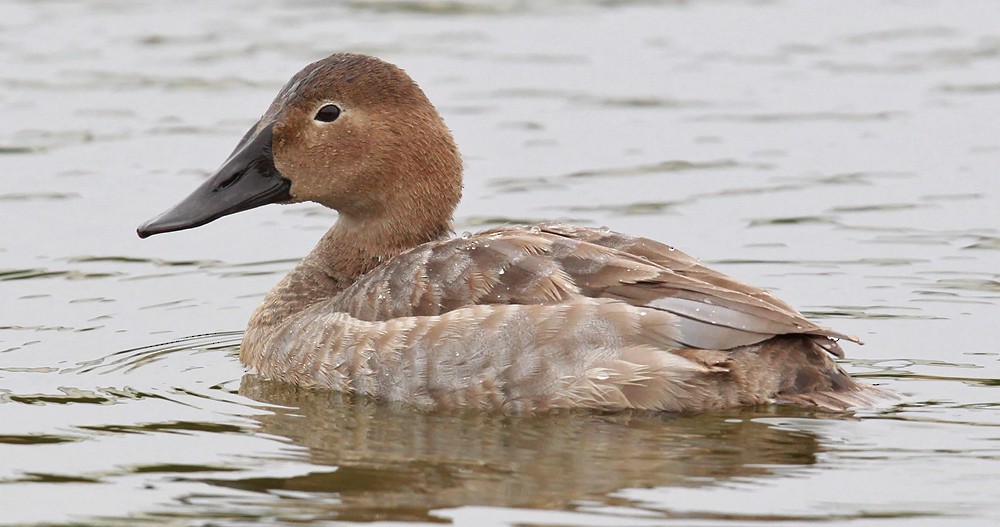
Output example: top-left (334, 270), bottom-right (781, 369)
top-left (242, 223), bottom-right (884, 412)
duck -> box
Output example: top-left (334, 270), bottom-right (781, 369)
top-left (138, 52), bottom-right (885, 413)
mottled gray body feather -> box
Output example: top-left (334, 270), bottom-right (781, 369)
top-left (242, 223), bottom-right (884, 412)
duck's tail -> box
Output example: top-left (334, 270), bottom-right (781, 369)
top-left (670, 335), bottom-right (894, 412)
top-left (735, 335), bottom-right (895, 411)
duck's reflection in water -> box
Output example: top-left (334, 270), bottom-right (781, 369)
top-left (207, 375), bottom-right (829, 522)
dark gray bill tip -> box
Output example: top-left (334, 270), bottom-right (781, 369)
top-left (137, 203), bottom-right (233, 239)
top-left (137, 217), bottom-right (172, 239)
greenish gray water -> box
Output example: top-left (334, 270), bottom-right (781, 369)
top-left (1, 0), bottom-right (998, 525)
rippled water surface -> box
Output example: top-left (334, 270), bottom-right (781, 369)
top-left (2, 0), bottom-right (999, 525)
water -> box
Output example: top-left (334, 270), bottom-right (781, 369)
top-left (1, 0), bottom-right (998, 525)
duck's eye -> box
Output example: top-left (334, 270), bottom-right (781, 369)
top-left (314, 104), bottom-right (341, 123)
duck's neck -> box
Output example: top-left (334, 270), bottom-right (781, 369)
top-left (245, 210), bottom-right (453, 336)
top-left (310, 213), bottom-right (453, 294)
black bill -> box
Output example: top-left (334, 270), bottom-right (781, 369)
top-left (137, 123), bottom-right (291, 238)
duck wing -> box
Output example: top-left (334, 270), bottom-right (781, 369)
top-left (536, 223), bottom-right (859, 356)
top-left (326, 223), bottom-right (858, 356)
